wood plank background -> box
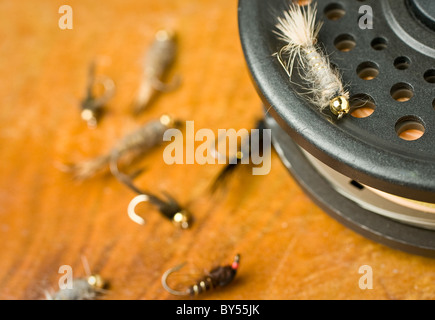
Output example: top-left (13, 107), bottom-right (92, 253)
top-left (0, 0), bottom-right (434, 300)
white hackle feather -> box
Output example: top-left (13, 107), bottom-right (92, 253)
top-left (275, 3), bottom-right (349, 116)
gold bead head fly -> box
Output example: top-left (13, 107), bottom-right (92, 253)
top-left (330, 96), bottom-right (350, 119)
top-left (172, 210), bottom-right (192, 229)
top-left (87, 274), bottom-right (105, 290)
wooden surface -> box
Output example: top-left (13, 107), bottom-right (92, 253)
top-left (1, 0), bottom-right (434, 300)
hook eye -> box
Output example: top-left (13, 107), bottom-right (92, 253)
top-left (127, 194), bottom-right (150, 225)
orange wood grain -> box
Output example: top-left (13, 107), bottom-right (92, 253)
top-left (0, 0), bottom-right (434, 300)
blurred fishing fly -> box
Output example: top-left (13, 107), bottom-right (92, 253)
top-left (46, 274), bottom-right (106, 300)
top-left (112, 155), bottom-right (192, 229)
top-left (45, 257), bottom-right (107, 300)
top-left (210, 119), bottom-right (268, 193)
top-left (133, 30), bottom-right (179, 114)
top-left (125, 190), bottom-right (192, 229)
top-left (65, 115), bottom-right (178, 180)
top-left (104, 118), bottom-right (190, 229)
top-left (274, 2), bottom-right (350, 119)
top-left (162, 254), bottom-right (240, 296)
top-left (80, 61), bottom-right (115, 128)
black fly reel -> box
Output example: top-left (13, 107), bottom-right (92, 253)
top-left (238, 0), bottom-right (435, 257)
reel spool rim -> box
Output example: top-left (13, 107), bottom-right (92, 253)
top-left (265, 112), bottom-right (435, 258)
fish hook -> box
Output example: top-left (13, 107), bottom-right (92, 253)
top-left (110, 152), bottom-right (192, 229)
top-left (161, 263), bottom-right (190, 296)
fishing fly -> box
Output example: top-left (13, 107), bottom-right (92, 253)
top-left (46, 274), bottom-right (106, 300)
top-left (104, 115), bottom-right (191, 229)
top-left (133, 29), bottom-right (180, 114)
top-left (275, 2), bottom-right (350, 119)
top-left (113, 154), bottom-right (192, 229)
top-left (45, 257), bottom-right (107, 300)
top-left (65, 115), bottom-right (178, 180)
top-left (126, 190), bottom-right (192, 229)
top-left (161, 254), bottom-right (240, 296)
top-left (210, 119), bottom-right (267, 193)
top-left (80, 60), bottom-right (115, 128)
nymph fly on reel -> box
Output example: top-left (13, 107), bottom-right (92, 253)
top-left (274, 2), bottom-right (350, 119)
top-left (161, 254), bottom-right (240, 297)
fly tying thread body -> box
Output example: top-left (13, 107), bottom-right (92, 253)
top-left (161, 254), bottom-right (240, 296)
top-left (275, 2), bottom-right (350, 119)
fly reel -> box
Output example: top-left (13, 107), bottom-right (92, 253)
top-left (239, 0), bottom-right (435, 257)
